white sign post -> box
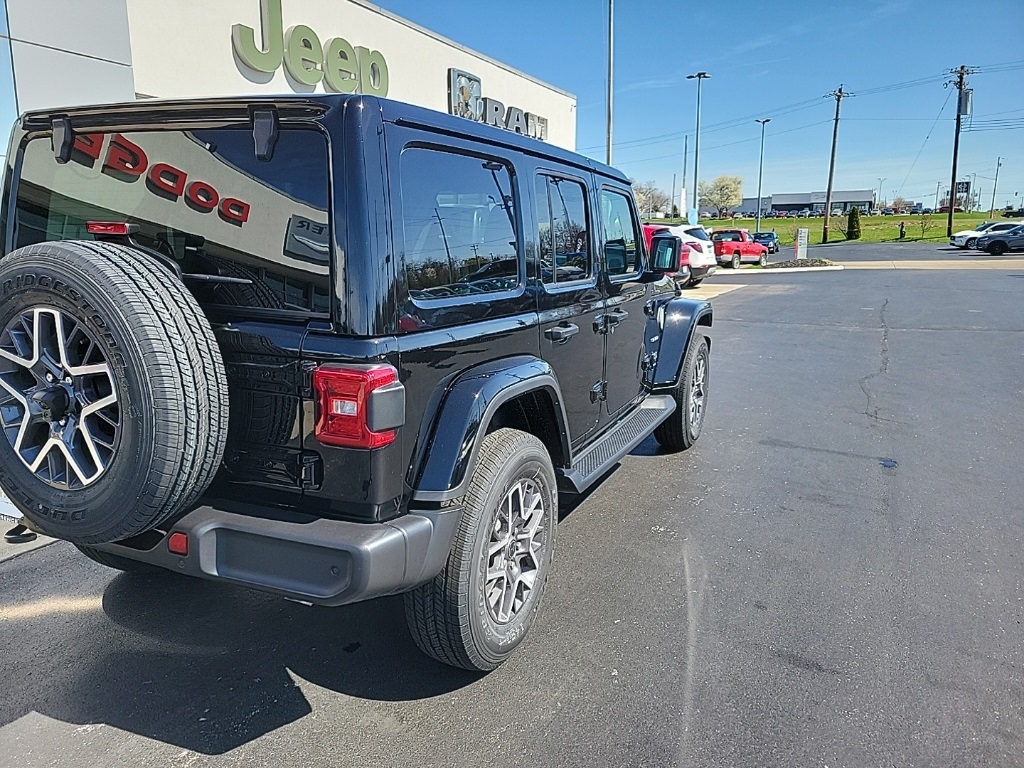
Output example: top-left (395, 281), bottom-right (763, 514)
top-left (796, 228), bottom-right (809, 260)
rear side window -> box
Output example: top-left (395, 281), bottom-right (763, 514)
top-left (13, 127), bottom-right (330, 314)
top-left (599, 189), bottom-right (641, 278)
top-left (399, 147), bottom-right (519, 300)
top-left (535, 174), bottom-right (590, 285)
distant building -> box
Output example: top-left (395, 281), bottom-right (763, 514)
top-left (739, 190), bottom-right (877, 214)
top-left (767, 190), bottom-right (876, 214)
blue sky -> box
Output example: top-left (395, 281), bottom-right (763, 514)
top-left (376, 0), bottom-right (1024, 210)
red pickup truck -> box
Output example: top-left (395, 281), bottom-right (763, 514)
top-left (711, 229), bottom-right (769, 269)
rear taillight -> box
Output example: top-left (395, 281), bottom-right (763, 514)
top-left (679, 245), bottom-right (693, 266)
top-left (313, 365), bottom-right (404, 449)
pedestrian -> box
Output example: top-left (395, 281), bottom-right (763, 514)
top-left (899, 220), bottom-right (906, 239)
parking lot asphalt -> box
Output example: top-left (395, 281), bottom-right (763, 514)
top-left (2, 241), bottom-right (1023, 767)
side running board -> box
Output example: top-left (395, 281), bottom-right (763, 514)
top-left (556, 394), bottom-right (675, 494)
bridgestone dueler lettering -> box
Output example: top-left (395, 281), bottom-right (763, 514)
top-left (0, 241), bottom-right (229, 544)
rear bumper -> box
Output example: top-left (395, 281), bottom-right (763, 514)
top-left (92, 502), bottom-right (462, 607)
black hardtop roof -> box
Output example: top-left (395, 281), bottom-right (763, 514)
top-left (20, 93), bottom-right (628, 185)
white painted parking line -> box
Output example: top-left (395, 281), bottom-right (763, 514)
top-left (685, 283), bottom-right (748, 300)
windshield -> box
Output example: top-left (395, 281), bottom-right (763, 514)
top-left (12, 127), bottom-right (331, 315)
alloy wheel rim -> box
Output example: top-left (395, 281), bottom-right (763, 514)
top-left (485, 478), bottom-right (547, 624)
top-left (0, 307), bottom-right (121, 489)
top-left (689, 352), bottom-right (707, 429)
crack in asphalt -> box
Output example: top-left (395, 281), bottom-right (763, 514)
top-left (859, 298), bottom-right (891, 424)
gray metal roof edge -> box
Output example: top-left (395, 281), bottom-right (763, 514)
top-left (348, 0), bottom-right (577, 101)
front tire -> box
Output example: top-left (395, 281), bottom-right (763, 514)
top-left (405, 429), bottom-right (557, 671)
top-left (654, 334), bottom-right (710, 452)
top-left (759, 253), bottom-right (769, 268)
top-left (965, 238), bottom-right (977, 249)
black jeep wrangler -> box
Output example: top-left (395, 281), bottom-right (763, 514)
top-left (0, 95), bottom-right (711, 671)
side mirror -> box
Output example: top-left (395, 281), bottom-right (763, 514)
top-left (650, 233), bottom-right (681, 272)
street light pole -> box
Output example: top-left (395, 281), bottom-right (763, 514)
top-left (605, 0), bottom-right (613, 166)
top-left (755, 118), bottom-right (771, 234)
top-left (687, 71), bottom-right (710, 220)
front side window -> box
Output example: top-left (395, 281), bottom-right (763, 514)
top-left (535, 174), bottom-right (590, 285)
top-left (600, 189), bottom-right (641, 277)
top-left (400, 148), bottom-right (519, 300)
top-left (13, 127), bottom-right (331, 314)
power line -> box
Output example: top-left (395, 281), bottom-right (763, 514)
top-left (895, 88), bottom-right (954, 198)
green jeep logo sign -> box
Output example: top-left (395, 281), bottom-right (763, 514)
top-left (232, 0), bottom-right (389, 95)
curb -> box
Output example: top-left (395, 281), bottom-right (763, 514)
top-left (726, 265), bottom-right (845, 275)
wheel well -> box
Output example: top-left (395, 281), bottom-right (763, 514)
top-left (487, 390), bottom-right (567, 469)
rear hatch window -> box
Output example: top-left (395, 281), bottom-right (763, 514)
top-left (12, 127), bottom-right (331, 315)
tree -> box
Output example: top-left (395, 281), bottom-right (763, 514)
top-left (630, 179), bottom-right (671, 217)
top-left (917, 211), bottom-right (935, 239)
top-left (846, 207), bottom-right (861, 240)
top-left (698, 176), bottom-right (743, 217)
top-left (892, 196), bottom-right (908, 212)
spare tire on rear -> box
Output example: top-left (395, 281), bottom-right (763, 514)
top-left (0, 240), bottom-right (229, 544)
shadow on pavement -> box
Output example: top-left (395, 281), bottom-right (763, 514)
top-left (2, 567), bottom-right (481, 754)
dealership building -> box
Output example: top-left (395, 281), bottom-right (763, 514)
top-left (740, 190), bottom-right (877, 214)
top-left (0, 0), bottom-right (577, 159)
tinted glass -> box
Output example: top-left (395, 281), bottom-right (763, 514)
top-left (535, 175), bottom-right (590, 285)
top-left (600, 189), bottom-right (640, 277)
top-left (14, 128), bottom-right (330, 314)
top-left (683, 226), bottom-right (710, 241)
top-left (651, 238), bottom-right (676, 271)
top-left (401, 148), bottom-right (518, 299)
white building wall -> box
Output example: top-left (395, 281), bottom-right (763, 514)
top-left (125, 0), bottom-right (576, 150)
top-left (5, 0), bottom-right (135, 112)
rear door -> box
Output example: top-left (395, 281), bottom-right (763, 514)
top-left (10, 124), bottom-right (332, 506)
top-left (597, 186), bottom-right (650, 422)
top-left (534, 170), bottom-right (604, 447)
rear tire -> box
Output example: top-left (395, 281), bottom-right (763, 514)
top-left (0, 241), bottom-right (229, 544)
top-left (988, 242), bottom-right (1006, 256)
top-left (405, 429), bottom-right (557, 671)
top-left (685, 278), bottom-right (704, 288)
top-left (731, 253), bottom-right (741, 269)
top-left (654, 334), bottom-right (710, 452)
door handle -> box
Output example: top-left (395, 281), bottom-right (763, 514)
top-left (544, 323), bottom-right (580, 344)
top-left (606, 309), bottom-right (628, 331)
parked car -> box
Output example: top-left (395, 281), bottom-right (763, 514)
top-left (950, 221), bottom-right (1020, 249)
top-left (752, 231), bottom-right (781, 254)
top-left (882, 208), bottom-right (895, 215)
top-left (975, 225), bottom-right (1024, 255)
top-left (711, 228), bottom-right (770, 268)
top-left (1002, 208), bottom-right (1024, 218)
top-left (830, 208), bottom-right (843, 216)
top-left (0, 93), bottom-right (714, 672)
top-left (797, 209), bottom-right (811, 218)
top-left (937, 206), bottom-right (965, 213)
top-left (642, 223), bottom-right (716, 287)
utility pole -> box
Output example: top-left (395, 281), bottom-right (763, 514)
top-left (935, 181), bottom-right (942, 210)
top-left (822, 85), bottom-right (850, 243)
top-left (755, 118), bottom-right (770, 235)
top-left (990, 157), bottom-right (1002, 217)
top-left (947, 65), bottom-right (976, 237)
top-left (877, 177), bottom-right (885, 209)
top-left (606, 0), bottom-right (613, 166)
top-left (670, 173), bottom-right (676, 219)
